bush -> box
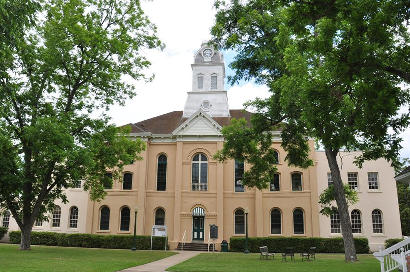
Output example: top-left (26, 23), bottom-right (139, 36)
top-left (229, 236), bottom-right (369, 253)
top-left (385, 238), bottom-right (404, 249)
top-left (0, 227), bottom-right (7, 240)
top-left (8, 231), bottom-right (167, 250)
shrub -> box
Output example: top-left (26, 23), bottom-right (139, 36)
top-left (0, 227), bottom-right (7, 240)
top-left (8, 231), bottom-right (167, 250)
top-left (229, 236), bottom-right (369, 253)
top-left (385, 238), bottom-right (404, 249)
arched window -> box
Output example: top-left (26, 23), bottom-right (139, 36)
top-left (351, 209), bottom-right (362, 233)
top-left (273, 150), bottom-right (279, 164)
top-left (372, 209), bottom-right (383, 233)
top-left (211, 74), bottom-right (217, 89)
top-left (155, 208), bottom-right (165, 226)
top-left (123, 173), bottom-right (132, 190)
top-left (293, 208), bottom-right (304, 234)
top-left (270, 209), bottom-right (281, 234)
top-left (234, 209), bottom-right (245, 234)
top-left (197, 74), bottom-right (204, 89)
top-left (100, 206), bottom-right (110, 230)
top-left (192, 153), bottom-right (208, 191)
top-left (291, 172), bottom-right (302, 191)
top-left (120, 207), bottom-right (130, 231)
top-left (52, 206), bottom-right (61, 227)
top-left (330, 211), bottom-right (341, 233)
top-left (234, 160), bottom-right (244, 192)
top-left (157, 154), bottom-right (167, 191)
top-left (2, 211), bottom-right (10, 228)
top-left (270, 173), bottom-right (280, 191)
top-left (69, 206), bottom-right (79, 228)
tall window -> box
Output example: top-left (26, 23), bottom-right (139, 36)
top-left (35, 218), bottom-right (42, 227)
top-left (330, 211), bottom-right (341, 233)
top-left (103, 172), bottom-right (113, 189)
top-left (157, 154), bottom-right (167, 191)
top-left (293, 208), bottom-right (304, 234)
top-left (291, 173), bottom-right (302, 191)
top-left (192, 153), bottom-right (208, 191)
top-left (197, 75), bottom-right (203, 89)
top-left (155, 208), bottom-right (165, 226)
top-left (234, 160), bottom-right (244, 192)
top-left (348, 172), bottom-right (358, 190)
top-left (100, 206), bottom-right (110, 230)
top-left (270, 209), bottom-right (281, 234)
top-left (327, 173), bottom-right (333, 187)
top-left (51, 206), bottom-right (61, 227)
top-left (372, 209), bottom-right (383, 233)
top-left (123, 173), bottom-right (132, 190)
top-left (120, 207), bottom-right (130, 231)
top-left (351, 209), bottom-right (362, 233)
top-left (270, 173), bottom-right (280, 191)
top-left (234, 209), bottom-right (245, 234)
top-left (368, 172), bottom-right (379, 190)
top-left (2, 211), bottom-right (10, 228)
top-left (273, 150), bottom-right (279, 164)
top-left (69, 206), bottom-right (79, 228)
top-left (211, 74), bottom-right (217, 89)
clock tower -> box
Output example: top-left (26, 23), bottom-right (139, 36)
top-left (183, 43), bottom-right (230, 118)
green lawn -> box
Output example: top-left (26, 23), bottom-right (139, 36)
top-left (167, 252), bottom-right (380, 272)
top-left (0, 243), bottom-right (175, 272)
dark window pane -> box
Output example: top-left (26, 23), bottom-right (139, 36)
top-left (201, 154), bottom-right (207, 161)
top-left (235, 209), bottom-right (245, 234)
top-left (235, 160), bottom-right (244, 192)
top-left (292, 173), bottom-right (302, 191)
top-left (69, 207), bottom-right (78, 228)
top-left (157, 155), bottom-right (167, 191)
top-left (155, 208), bottom-right (165, 225)
top-left (123, 173), bottom-right (132, 190)
top-left (271, 209), bottom-right (281, 234)
top-left (193, 154), bottom-right (199, 161)
top-left (273, 151), bottom-right (279, 164)
top-left (192, 163), bottom-right (199, 183)
top-left (293, 209), bottom-right (304, 234)
top-left (100, 207), bottom-right (110, 230)
top-left (120, 207), bottom-right (130, 231)
top-left (200, 163), bottom-right (208, 183)
top-left (270, 174), bottom-right (280, 191)
top-left (104, 172), bottom-right (113, 189)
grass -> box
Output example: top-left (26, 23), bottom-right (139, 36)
top-left (167, 252), bottom-right (380, 272)
top-left (0, 243), bottom-right (175, 272)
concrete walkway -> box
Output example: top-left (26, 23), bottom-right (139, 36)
top-left (119, 251), bottom-right (200, 272)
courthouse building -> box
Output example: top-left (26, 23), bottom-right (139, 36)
top-left (1, 43), bottom-right (403, 251)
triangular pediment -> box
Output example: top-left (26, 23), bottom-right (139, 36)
top-left (172, 110), bottom-right (222, 136)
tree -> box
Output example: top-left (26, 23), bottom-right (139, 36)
top-left (397, 182), bottom-right (410, 236)
top-left (212, 0), bottom-right (409, 261)
top-left (0, 0), bottom-right (162, 250)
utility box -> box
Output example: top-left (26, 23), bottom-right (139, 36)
top-left (221, 240), bottom-right (229, 252)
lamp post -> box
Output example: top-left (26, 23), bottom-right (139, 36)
top-left (244, 208), bottom-right (249, 254)
top-left (131, 207), bottom-right (138, 251)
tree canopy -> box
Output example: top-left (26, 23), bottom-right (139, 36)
top-left (212, 0), bottom-right (409, 261)
top-left (0, 0), bottom-right (162, 249)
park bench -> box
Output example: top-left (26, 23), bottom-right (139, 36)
top-left (301, 247), bottom-right (316, 261)
top-left (281, 247), bottom-right (295, 261)
top-left (259, 246), bottom-right (274, 260)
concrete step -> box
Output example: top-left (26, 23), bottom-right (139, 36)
top-left (176, 242), bottom-right (216, 251)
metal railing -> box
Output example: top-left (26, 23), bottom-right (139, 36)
top-left (373, 237), bottom-right (410, 272)
top-left (192, 183), bottom-right (207, 191)
top-left (181, 229), bottom-right (186, 251)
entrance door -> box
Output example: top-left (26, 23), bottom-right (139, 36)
top-left (192, 216), bottom-right (204, 241)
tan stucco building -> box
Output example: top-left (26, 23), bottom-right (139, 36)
top-left (1, 44), bottom-right (403, 251)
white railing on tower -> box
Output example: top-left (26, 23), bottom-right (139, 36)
top-left (373, 237), bottom-right (410, 272)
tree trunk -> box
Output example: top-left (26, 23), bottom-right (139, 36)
top-left (325, 148), bottom-right (357, 262)
top-left (20, 224), bottom-right (32, 250)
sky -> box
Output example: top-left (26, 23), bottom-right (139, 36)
top-left (107, 0), bottom-right (410, 161)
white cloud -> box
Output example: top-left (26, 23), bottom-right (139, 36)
top-left (107, 0), bottom-right (410, 160)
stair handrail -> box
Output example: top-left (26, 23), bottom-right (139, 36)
top-left (373, 237), bottom-right (410, 272)
top-left (181, 229), bottom-right (186, 251)
top-left (207, 231), bottom-right (210, 252)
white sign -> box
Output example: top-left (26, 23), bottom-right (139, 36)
top-left (151, 225), bottom-right (167, 251)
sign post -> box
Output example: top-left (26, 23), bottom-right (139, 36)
top-left (151, 225), bottom-right (167, 251)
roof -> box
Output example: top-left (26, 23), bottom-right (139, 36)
top-left (396, 166), bottom-right (410, 178)
top-left (123, 109), bottom-right (253, 135)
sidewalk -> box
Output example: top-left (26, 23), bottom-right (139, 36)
top-left (119, 250), bottom-right (200, 272)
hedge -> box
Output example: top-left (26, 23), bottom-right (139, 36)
top-left (0, 227), bottom-right (7, 240)
top-left (385, 238), bottom-right (404, 249)
top-left (230, 237), bottom-right (369, 253)
top-left (9, 231), bottom-right (167, 250)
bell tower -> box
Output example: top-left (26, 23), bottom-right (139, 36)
top-left (183, 42), bottom-right (230, 118)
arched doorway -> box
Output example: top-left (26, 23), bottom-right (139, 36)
top-left (192, 207), bottom-right (205, 241)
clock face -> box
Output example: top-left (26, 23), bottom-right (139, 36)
top-left (203, 48), bottom-right (213, 58)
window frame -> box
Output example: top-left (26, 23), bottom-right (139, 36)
top-left (368, 172), bottom-right (379, 190)
top-left (99, 206), bottom-right (110, 231)
top-left (327, 172), bottom-right (333, 187)
top-left (330, 211), bottom-right (341, 233)
top-left (234, 208), bottom-right (245, 235)
top-left (270, 208), bottom-right (282, 235)
top-left (157, 154), bottom-right (167, 191)
top-left (2, 211), bottom-right (10, 228)
top-left (69, 206), bottom-right (79, 229)
top-left (291, 172), bottom-right (303, 191)
top-left (122, 172), bottom-right (133, 190)
top-left (347, 172), bottom-right (358, 191)
top-left (103, 172), bottom-right (113, 189)
top-left (270, 173), bottom-right (280, 191)
top-left (120, 206), bottom-right (131, 231)
top-left (197, 74), bottom-right (204, 89)
top-left (273, 150), bottom-right (279, 164)
top-left (293, 208), bottom-right (304, 234)
top-left (210, 74), bottom-right (217, 89)
top-left (191, 153), bottom-right (208, 191)
top-left (234, 160), bottom-right (245, 192)
top-left (154, 208), bottom-right (165, 226)
top-left (351, 209), bottom-right (362, 233)
top-left (52, 206), bottom-right (61, 228)
top-left (372, 209), bottom-right (383, 234)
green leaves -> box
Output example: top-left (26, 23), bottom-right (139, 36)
top-left (319, 185), bottom-right (358, 216)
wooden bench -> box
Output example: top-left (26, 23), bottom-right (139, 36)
top-left (259, 246), bottom-right (274, 260)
